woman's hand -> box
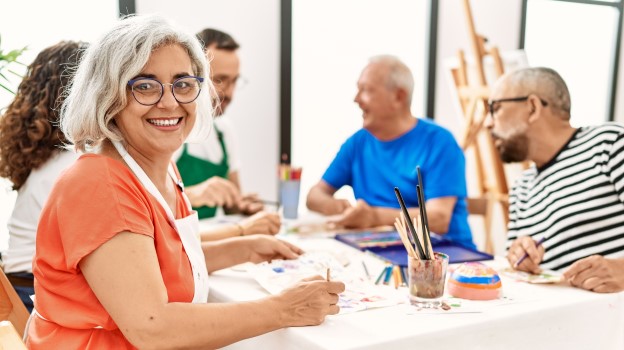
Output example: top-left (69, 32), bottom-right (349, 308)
top-left (239, 211), bottom-right (281, 236)
top-left (245, 235), bottom-right (303, 263)
top-left (274, 276), bottom-right (345, 326)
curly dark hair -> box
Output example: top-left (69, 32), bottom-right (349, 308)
top-left (0, 41), bottom-right (87, 190)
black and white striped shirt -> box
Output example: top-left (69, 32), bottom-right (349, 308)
top-left (507, 123), bottom-right (624, 271)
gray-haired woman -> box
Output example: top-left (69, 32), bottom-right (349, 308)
top-left (28, 14), bottom-right (343, 349)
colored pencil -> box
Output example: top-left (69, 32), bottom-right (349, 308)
top-left (361, 261), bottom-right (371, 280)
top-left (374, 267), bottom-right (386, 285)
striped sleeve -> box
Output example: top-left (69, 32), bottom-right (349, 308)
top-left (608, 128), bottom-right (624, 203)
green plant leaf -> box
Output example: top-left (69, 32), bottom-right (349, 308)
top-left (0, 82), bottom-right (15, 95)
top-left (0, 35), bottom-right (26, 96)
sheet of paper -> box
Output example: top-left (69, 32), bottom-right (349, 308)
top-left (249, 252), bottom-right (405, 314)
top-left (500, 267), bottom-right (563, 284)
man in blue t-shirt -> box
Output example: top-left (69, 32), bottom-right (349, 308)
top-left (306, 55), bottom-right (474, 249)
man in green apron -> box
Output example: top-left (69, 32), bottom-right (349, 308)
top-left (175, 29), bottom-right (274, 231)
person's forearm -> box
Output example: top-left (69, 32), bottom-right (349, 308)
top-left (184, 184), bottom-right (203, 207)
top-left (202, 237), bottom-right (249, 271)
top-left (373, 207), bottom-right (450, 234)
top-left (200, 224), bottom-right (242, 242)
top-left (371, 207), bottom-right (419, 227)
top-left (127, 297), bottom-right (285, 349)
top-left (306, 188), bottom-right (335, 215)
top-left (425, 208), bottom-right (452, 234)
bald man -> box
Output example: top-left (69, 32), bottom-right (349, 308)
top-left (306, 55), bottom-right (474, 249)
top-left (486, 67), bottom-right (624, 293)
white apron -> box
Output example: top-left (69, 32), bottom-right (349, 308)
top-left (112, 140), bottom-right (210, 303)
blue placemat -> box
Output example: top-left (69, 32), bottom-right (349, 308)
top-left (335, 230), bottom-right (492, 266)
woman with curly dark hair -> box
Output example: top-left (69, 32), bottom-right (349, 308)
top-left (0, 40), bottom-right (86, 311)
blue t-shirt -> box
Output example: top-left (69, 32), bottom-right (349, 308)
top-left (322, 118), bottom-right (474, 249)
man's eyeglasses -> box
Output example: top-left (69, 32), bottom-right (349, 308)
top-left (127, 76), bottom-right (204, 106)
top-left (212, 75), bottom-right (248, 90)
top-left (487, 96), bottom-right (548, 118)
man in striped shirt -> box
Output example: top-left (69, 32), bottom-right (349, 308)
top-left (486, 67), bottom-right (624, 293)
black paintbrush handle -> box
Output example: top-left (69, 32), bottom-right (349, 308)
top-left (394, 187), bottom-right (426, 260)
top-left (416, 185), bottom-right (432, 260)
top-left (416, 167), bottom-right (431, 230)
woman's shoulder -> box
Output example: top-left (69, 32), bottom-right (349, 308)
top-left (56, 153), bottom-right (137, 191)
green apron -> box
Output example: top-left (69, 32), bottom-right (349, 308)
top-left (176, 128), bottom-right (229, 219)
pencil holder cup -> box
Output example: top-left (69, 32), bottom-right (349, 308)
top-left (279, 180), bottom-right (301, 219)
top-left (408, 252), bottom-right (449, 308)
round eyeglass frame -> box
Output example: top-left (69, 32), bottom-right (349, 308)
top-left (127, 76), bottom-right (205, 106)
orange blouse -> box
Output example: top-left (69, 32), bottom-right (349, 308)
top-left (27, 154), bottom-right (195, 349)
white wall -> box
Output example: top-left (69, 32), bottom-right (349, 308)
top-left (136, 0), bottom-right (281, 203)
top-left (291, 0), bottom-right (429, 210)
top-left (0, 0), bottom-right (119, 252)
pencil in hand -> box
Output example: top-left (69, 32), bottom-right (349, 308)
top-left (514, 236), bottom-right (546, 268)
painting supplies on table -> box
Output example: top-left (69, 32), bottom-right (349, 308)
top-left (336, 231), bottom-right (492, 265)
top-left (279, 163), bottom-right (303, 219)
top-left (394, 185), bottom-right (433, 261)
top-left (394, 187), bottom-right (427, 260)
top-left (279, 163), bottom-right (303, 181)
top-left (372, 264), bottom-right (406, 289)
top-left (336, 168), bottom-right (492, 265)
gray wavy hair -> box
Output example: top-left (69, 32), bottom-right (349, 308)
top-left (369, 55), bottom-right (415, 106)
top-left (61, 14), bottom-right (214, 152)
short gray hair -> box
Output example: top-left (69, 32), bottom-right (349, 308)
top-left (369, 55), bottom-right (415, 105)
top-left (506, 67), bottom-right (571, 117)
top-left (61, 14), bottom-right (213, 152)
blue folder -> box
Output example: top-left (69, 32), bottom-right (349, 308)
top-left (335, 230), bottom-right (492, 266)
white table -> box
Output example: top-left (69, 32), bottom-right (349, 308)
top-left (208, 235), bottom-right (624, 350)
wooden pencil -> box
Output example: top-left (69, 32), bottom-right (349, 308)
top-left (395, 218), bottom-right (418, 259)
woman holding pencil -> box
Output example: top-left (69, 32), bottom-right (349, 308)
top-left (28, 15), bottom-right (344, 349)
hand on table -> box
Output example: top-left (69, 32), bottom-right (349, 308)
top-left (245, 235), bottom-right (303, 264)
top-left (507, 236), bottom-right (544, 274)
top-left (275, 275), bottom-right (345, 326)
top-left (330, 199), bottom-right (378, 229)
top-left (563, 256), bottom-right (624, 293)
top-left (239, 211), bottom-right (281, 236)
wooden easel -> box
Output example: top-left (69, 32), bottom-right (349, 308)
top-left (448, 0), bottom-right (509, 254)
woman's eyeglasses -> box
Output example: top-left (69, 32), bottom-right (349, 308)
top-left (128, 76), bottom-right (204, 106)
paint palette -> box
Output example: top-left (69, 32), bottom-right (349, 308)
top-left (447, 262), bottom-right (502, 300)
